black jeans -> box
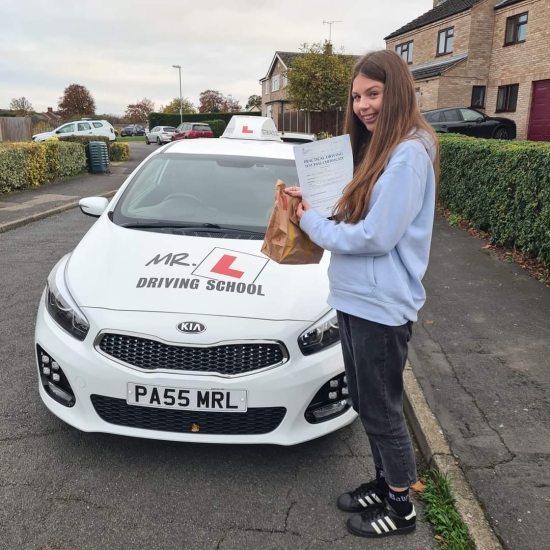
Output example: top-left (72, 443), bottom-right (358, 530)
top-left (337, 311), bottom-right (416, 489)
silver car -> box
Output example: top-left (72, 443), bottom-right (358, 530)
top-left (146, 126), bottom-right (176, 145)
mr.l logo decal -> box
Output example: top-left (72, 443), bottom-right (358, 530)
top-left (192, 247), bottom-right (269, 284)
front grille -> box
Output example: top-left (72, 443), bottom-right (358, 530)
top-left (98, 333), bottom-right (286, 376)
top-left (91, 395), bottom-right (286, 435)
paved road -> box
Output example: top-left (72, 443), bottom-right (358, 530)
top-left (410, 215), bottom-right (550, 550)
top-left (0, 208), bottom-right (435, 550)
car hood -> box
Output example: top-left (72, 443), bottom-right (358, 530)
top-left (32, 131), bottom-right (54, 139)
top-left (66, 216), bottom-right (331, 322)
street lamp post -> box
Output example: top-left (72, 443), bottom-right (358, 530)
top-left (172, 65), bottom-right (182, 125)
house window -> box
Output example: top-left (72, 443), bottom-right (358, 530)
top-left (496, 84), bottom-right (519, 112)
top-left (437, 27), bottom-right (454, 55)
top-left (283, 74), bottom-right (288, 88)
top-left (505, 13), bottom-right (528, 45)
top-left (396, 41), bottom-right (414, 64)
top-left (264, 81), bottom-right (269, 95)
top-left (272, 76), bottom-right (280, 92)
top-left (266, 105), bottom-right (273, 119)
top-left (471, 86), bottom-right (486, 108)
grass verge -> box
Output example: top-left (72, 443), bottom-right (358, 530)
top-left (417, 469), bottom-right (474, 550)
top-left (117, 136), bottom-right (145, 142)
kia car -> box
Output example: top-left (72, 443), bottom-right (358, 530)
top-left (35, 116), bottom-right (355, 445)
top-left (423, 107), bottom-right (516, 139)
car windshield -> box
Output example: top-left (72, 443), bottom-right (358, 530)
top-left (112, 153), bottom-right (299, 232)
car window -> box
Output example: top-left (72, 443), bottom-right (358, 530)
top-left (443, 109), bottom-right (460, 122)
top-left (425, 112), bottom-right (442, 123)
top-left (57, 124), bottom-right (75, 134)
top-left (92, 122), bottom-right (103, 128)
top-left (163, 127), bottom-right (176, 132)
top-left (151, 127), bottom-right (158, 132)
top-left (113, 154), bottom-right (300, 231)
top-left (193, 125), bottom-right (211, 131)
top-left (78, 122), bottom-right (91, 131)
top-left (460, 109), bottom-right (482, 122)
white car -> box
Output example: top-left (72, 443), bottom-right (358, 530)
top-left (35, 116), bottom-right (355, 445)
top-left (32, 120), bottom-right (116, 142)
top-left (146, 126), bottom-right (176, 145)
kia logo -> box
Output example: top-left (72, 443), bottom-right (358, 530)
top-left (176, 322), bottom-right (206, 334)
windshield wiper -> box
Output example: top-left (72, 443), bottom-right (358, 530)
top-left (120, 221), bottom-right (263, 234)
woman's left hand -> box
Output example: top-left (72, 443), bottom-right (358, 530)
top-left (297, 200), bottom-right (311, 221)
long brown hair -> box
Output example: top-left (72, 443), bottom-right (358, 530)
top-left (333, 49), bottom-right (439, 224)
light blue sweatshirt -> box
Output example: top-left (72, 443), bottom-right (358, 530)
top-left (299, 134), bottom-right (436, 326)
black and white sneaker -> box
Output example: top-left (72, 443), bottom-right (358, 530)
top-left (337, 480), bottom-right (386, 513)
top-left (346, 500), bottom-right (416, 538)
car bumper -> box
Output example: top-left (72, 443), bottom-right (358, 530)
top-left (35, 295), bottom-right (356, 445)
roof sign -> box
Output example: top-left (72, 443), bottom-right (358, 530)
top-left (221, 116), bottom-right (282, 142)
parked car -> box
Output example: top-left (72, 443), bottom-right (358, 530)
top-left (173, 123), bottom-right (214, 140)
top-left (423, 107), bottom-right (516, 140)
top-left (278, 131), bottom-right (317, 143)
top-left (35, 116), bottom-right (354, 445)
top-left (32, 120), bottom-right (117, 142)
top-left (120, 124), bottom-right (146, 137)
top-left (146, 126), bottom-right (176, 145)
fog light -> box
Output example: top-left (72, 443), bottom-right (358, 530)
top-left (305, 372), bottom-right (351, 424)
top-left (36, 345), bottom-right (75, 407)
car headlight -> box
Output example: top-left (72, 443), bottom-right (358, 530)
top-left (298, 310), bottom-right (340, 355)
top-left (46, 255), bottom-right (89, 341)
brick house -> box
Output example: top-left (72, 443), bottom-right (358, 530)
top-left (385, 0), bottom-right (550, 140)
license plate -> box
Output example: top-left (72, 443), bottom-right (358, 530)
top-left (127, 383), bottom-right (247, 412)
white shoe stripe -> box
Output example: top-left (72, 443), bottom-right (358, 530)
top-left (358, 498), bottom-right (367, 508)
top-left (373, 494), bottom-right (382, 503)
top-left (386, 517), bottom-right (398, 530)
top-left (377, 518), bottom-right (390, 533)
top-left (371, 522), bottom-right (382, 535)
top-left (365, 495), bottom-right (374, 505)
top-left (404, 506), bottom-right (416, 521)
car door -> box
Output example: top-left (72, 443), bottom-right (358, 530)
top-left (56, 123), bottom-right (76, 137)
top-left (150, 127), bottom-right (158, 140)
top-left (441, 109), bottom-right (463, 134)
top-left (424, 111), bottom-right (445, 132)
top-left (76, 122), bottom-right (93, 137)
top-left (458, 108), bottom-right (492, 138)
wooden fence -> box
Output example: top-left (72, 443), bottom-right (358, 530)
top-left (0, 117), bottom-right (32, 141)
top-left (278, 110), bottom-right (345, 136)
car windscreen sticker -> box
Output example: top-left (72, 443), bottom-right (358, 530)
top-left (192, 248), bottom-right (269, 284)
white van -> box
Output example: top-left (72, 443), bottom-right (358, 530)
top-left (32, 120), bottom-right (116, 142)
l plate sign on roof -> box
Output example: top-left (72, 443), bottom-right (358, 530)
top-left (221, 116), bottom-right (282, 142)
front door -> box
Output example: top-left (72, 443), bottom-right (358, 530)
top-left (528, 79), bottom-right (550, 142)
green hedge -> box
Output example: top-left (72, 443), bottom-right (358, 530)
top-left (58, 135), bottom-right (111, 146)
top-left (204, 119), bottom-right (227, 138)
top-left (148, 111), bottom-right (260, 129)
top-left (0, 141), bottom-right (86, 195)
top-left (439, 134), bottom-right (550, 264)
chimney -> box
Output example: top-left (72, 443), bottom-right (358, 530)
top-left (324, 42), bottom-right (333, 55)
top-left (47, 107), bottom-right (53, 113)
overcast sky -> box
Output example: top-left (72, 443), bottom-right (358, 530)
top-left (1, 0), bottom-right (433, 115)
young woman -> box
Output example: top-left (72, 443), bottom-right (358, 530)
top-left (286, 49), bottom-right (438, 539)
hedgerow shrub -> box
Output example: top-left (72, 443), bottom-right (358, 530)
top-left (109, 142), bottom-right (130, 161)
top-left (203, 119), bottom-right (227, 138)
top-left (439, 134), bottom-right (550, 264)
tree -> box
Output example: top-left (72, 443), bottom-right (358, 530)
top-left (246, 94), bottom-right (262, 109)
top-left (9, 97), bottom-right (34, 117)
top-left (286, 42), bottom-right (356, 112)
top-left (58, 84), bottom-right (96, 119)
top-left (222, 95), bottom-right (242, 112)
top-left (125, 98), bottom-right (155, 123)
top-left (162, 97), bottom-right (196, 115)
top-left (198, 90), bottom-right (226, 113)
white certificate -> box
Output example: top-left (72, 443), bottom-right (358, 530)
top-left (293, 134), bottom-right (353, 218)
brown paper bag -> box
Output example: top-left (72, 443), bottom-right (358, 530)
top-left (261, 180), bottom-right (324, 265)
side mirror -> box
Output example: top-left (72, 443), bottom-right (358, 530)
top-left (55, 130), bottom-right (61, 134)
top-left (79, 197), bottom-right (109, 218)
top-left (476, 116), bottom-right (485, 123)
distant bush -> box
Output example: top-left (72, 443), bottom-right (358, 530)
top-left (58, 135), bottom-right (111, 146)
top-left (148, 111), bottom-right (260, 129)
top-left (109, 142), bottom-right (130, 162)
top-left (204, 119), bottom-right (227, 138)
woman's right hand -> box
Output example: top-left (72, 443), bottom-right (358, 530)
top-left (284, 186), bottom-right (302, 198)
